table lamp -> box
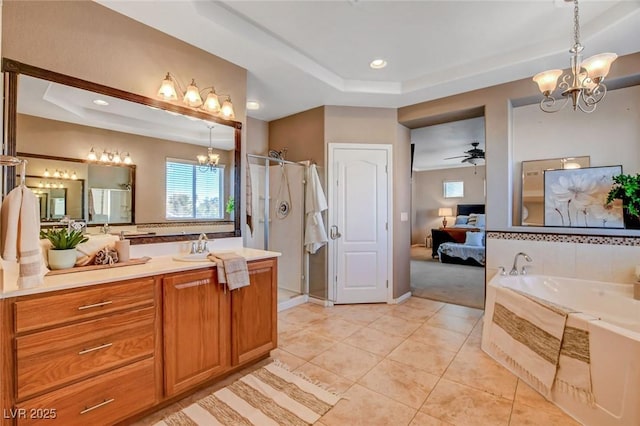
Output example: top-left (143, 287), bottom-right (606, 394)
top-left (438, 207), bottom-right (453, 228)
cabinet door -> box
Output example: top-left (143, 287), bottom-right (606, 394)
top-left (231, 258), bottom-right (278, 366)
top-left (163, 269), bottom-right (230, 396)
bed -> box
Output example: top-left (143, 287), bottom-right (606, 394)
top-left (431, 204), bottom-right (485, 267)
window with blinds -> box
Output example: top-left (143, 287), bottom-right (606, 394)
top-left (166, 159), bottom-right (224, 220)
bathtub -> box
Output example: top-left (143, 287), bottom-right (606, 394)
top-left (481, 274), bottom-right (640, 426)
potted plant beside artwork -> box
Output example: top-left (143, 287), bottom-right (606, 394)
top-left (40, 228), bottom-right (88, 270)
top-left (606, 173), bottom-right (640, 229)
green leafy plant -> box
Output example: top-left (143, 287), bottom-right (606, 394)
top-left (40, 228), bottom-right (89, 250)
top-left (606, 173), bottom-right (640, 217)
top-left (225, 196), bottom-right (235, 215)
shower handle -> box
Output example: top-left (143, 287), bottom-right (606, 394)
top-left (330, 225), bottom-right (341, 240)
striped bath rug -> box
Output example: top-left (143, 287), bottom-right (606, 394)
top-left (156, 363), bottom-right (340, 425)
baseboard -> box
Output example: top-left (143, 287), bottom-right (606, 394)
top-left (308, 296), bottom-right (334, 307)
top-left (277, 294), bottom-right (308, 312)
top-left (390, 291), bottom-right (412, 304)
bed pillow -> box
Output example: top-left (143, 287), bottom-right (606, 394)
top-left (475, 214), bottom-right (486, 228)
top-left (454, 215), bottom-right (469, 225)
top-left (467, 214), bottom-right (478, 227)
top-left (465, 231), bottom-right (484, 246)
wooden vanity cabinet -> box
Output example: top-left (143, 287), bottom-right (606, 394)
top-left (162, 269), bottom-right (230, 397)
top-left (231, 258), bottom-right (278, 365)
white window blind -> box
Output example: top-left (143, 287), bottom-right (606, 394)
top-left (166, 159), bottom-right (224, 220)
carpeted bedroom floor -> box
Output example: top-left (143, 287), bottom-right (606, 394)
top-left (410, 245), bottom-right (485, 309)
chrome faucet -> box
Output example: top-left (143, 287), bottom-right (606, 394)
top-left (510, 252), bottom-right (532, 275)
top-left (196, 233), bottom-right (209, 254)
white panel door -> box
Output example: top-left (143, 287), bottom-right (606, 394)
top-left (330, 145), bottom-right (390, 304)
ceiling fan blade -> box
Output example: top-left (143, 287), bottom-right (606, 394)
top-left (444, 155), bottom-right (468, 160)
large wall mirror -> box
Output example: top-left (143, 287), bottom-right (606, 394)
top-left (521, 156), bottom-right (590, 226)
top-left (2, 58), bottom-right (242, 242)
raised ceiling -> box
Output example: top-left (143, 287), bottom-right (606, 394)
top-left (98, 0), bottom-right (640, 122)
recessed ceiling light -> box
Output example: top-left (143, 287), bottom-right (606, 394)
top-left (246, 101), bottom-right (260, 110)
top-left (93, 99), bottom-right (109, 106)
top-left (369, 59), bottom-right (387, 69)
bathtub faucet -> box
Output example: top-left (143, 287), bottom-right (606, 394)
top-left (509, 252), bottom-right (532, 275)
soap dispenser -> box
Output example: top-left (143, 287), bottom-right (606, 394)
top-left (115, 232), bottom-right (130, 263)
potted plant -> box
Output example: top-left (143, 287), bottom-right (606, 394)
top-left (606, 173), bottom-right (640, 229)
top-left (40, 228), bottom-right (89, 270)
top-left (225, 196), bottom-right (235, 216)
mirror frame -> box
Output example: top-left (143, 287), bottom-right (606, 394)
top-left (2, 58), bottom-right (242, 243)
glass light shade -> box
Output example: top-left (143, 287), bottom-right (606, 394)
top-left (196, 154), bottom-right (208, 165)
top-left (62, 171), bottom-right (69, 179)
top-left (123, 154), bottom-right (133, 165)
top-left (112, 152), bottom-right (122, 164)
top-left (71, 172), bottom-right (78, 180)
top-left (533, 69), bottom-right (563, 94)
top-left (87, 148), bottom-right (98, 161)
top-left (43, 169), bottom-right (50, 177)
top-left (38, 182), bottom-right (43, 188)
top-left (438, 208), bottom-right (453, 217)
top-left (581, 53), bottom-right (617, 80)
top-left (100, 151), bottom-right (109, 162)
top-left (53, 170), bottom-right (61, 178)
top-left (157, 73), bottom-right (178, 101)
top-left (221, 99), bottom-right (235, 118)
top-left (183, 79), bottom-right (203, 107)
top-left (203, 91), bottom-right (221, 113)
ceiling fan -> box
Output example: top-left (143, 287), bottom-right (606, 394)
top-left (444, 142), bottom-right (485, 164)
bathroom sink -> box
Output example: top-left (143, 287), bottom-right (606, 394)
top-left (172, 252), bottom-right (211, 262)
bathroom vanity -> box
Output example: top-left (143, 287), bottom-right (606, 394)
top-left (0, 249), bottom-right (279, 425)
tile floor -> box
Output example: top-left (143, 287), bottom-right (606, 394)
top-left (137, 297), bottom-right (581, 426)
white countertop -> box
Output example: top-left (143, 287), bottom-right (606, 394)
top-left (0, 248), bottom-right (281, 299)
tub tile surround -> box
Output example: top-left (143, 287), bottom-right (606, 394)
top-left (486, 231), bottom-right (640, 285)
top-left (136, 300), bottom-right (580, 425)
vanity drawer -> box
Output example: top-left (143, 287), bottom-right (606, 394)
top-left (16, 357), bottom-right (156, 426)
top-left (14, 278), bottom-right (155, 333)
top-left (16, 307), bottom-right (154, 401)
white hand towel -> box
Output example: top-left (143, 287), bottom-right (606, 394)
top-left (304, 164), bottom-right (328, 254)
top-left (208, 252), bottom-right (250, 291)
top-left (1, 186), bottom-right (23, 261)
top-left (17, 188), bottom-right (47, 288)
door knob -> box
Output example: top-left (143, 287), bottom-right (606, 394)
top-left (330, 225), bottom-right (342, 240)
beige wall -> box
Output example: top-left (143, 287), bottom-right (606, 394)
top-left (412, 165), bottom-right (486, 244)
top-left (18, 114), bottom-right (233, 223)
top-left (246, 117), bottom-right (269, 156)
top-left (269, 107), bottom-right (325, 164)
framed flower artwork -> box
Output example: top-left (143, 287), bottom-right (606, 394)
top-left (544, 165), bottom-right (623, 228)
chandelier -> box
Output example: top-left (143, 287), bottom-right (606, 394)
top-left (157, 72), bottom-right (235, 119)
top-left (198, 126), bottom-right (220, 171)
top-left (532, 0), bottom-right (617, 113)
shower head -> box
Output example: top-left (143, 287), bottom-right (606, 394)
top-left (268, 148), bottom-right (288, 161)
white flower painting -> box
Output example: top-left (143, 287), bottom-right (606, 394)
top-left (544, 166), bottom-right (624, 228)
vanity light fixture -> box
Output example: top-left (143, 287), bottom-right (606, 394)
top-left (157, 72), bottom-right (233, 117)
top-left (197, 125), bottom-right (220, 172)
top-left (533, 0), bottom-right (617, 113)
top-left (87, 147), bottom-right (133, 165)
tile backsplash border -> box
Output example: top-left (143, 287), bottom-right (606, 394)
top-left (486, 231), bottom-right (640, 246)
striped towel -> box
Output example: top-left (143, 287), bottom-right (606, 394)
top-left (208, 252), bottom-right (250, 291)
top-left (554, 312), bottom-right (596, 406)
top-left (489, 286), bottom-right (571, 398)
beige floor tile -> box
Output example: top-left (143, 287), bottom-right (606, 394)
top-left (514, 380), bottom-right (561, 412)
top-left (358, 359), bottom-right (439, 409)
top-left (269, 348), bottom-right (307, 370)
top-left (389, 304), bottom-right (435, 322)
top-left (356, 302), bottom-right (397, 314)
top-left (439, 303), bottom-right (484, 320)
top-left (294, 362), bottom-right (355, 394)
top-left (387, 338), bottom-right (457, 376)
top-left (426, 311), bottom-right (479, 335)
top-left (310, 342), bottom-right (381, 381)
top-left (330, 305), bottom-right (386, 325)
top-left (369, 314), bottom-right (423, 338)
top-left (279, 328), bottom-right (337, 361)
top-left (421, 379), bottom-right (512, 426)
top-left (278, 305), bottom-right (327, 324)
top-left (404, 297), bottom-right (446, 312)
top-left (321, 384), bottom-right (416, 426)
top-left (443, 344), bottom-right (518, 400)
top-left (309, 316), bottom-right (363, 341)
top-left (129, 402), bottom-right (182, 425)
top-left (278, 318), bottom-right (309, 341)
top-left (410, 323), bottom-right (468, 353)
top-left (343, 326), bottom-right (405, 356)
top-left (509, 401), bottom-right (581, 425)
top-left (409, 411), bottom-right (454, 426)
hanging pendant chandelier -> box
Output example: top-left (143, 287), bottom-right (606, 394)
top-left (533, 0), bottom-right (617, 113)
top-left (197, 126), bottom-right (220, 171)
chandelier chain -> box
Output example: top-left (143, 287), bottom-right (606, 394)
top-left (572, 0), bottom-right (581, 51)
